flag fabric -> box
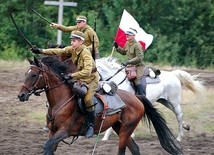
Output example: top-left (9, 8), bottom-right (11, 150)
top-left (114, 9), bottom-right (153, 50)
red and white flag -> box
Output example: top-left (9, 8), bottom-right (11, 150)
top-left (114, 9), bottom-right (153, 50)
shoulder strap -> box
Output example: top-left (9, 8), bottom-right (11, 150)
top-left (75, 50), bottom-right (83, 66)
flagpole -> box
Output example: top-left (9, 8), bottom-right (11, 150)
top-left (109, 46), bottom-right (115, 57)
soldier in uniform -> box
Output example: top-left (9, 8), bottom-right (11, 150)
top-left (31, 30), bottom-right (100, 138)
top-left (113, 27), bottom-right (146, 96)
top-left (50, 15), bottom-right (100, 59)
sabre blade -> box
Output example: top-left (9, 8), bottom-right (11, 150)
top-left (10, 13), bottom-right (34, 47)
top-left (25, 2), bottom-right (52, 24)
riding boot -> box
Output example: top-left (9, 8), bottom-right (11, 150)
top-left (85, 110), bottom-right (95, 138)
top-left (136, 84), bottom-right (146, 97)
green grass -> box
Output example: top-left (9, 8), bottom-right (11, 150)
top-left (27, 111), bottom-right (46, 124)
top-left (0, 59), bottom-right (28, 70)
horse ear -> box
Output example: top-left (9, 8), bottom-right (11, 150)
top-left (28, 58), bottom-right (35, 65)
top-left (34, 57), bottom-right (42, 67)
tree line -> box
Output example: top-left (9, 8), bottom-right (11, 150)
top-left (0, 0), bottom-right (213, 68)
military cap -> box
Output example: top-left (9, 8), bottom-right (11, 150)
top-left (69, 30), bottom-right (85, 41)
top-left (125, 28), bottom-right (137, 36)
top-left (76, 15), bottom-right (87, 22)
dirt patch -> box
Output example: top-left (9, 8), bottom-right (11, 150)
top-left (0, 61), bottom-right (213, 155)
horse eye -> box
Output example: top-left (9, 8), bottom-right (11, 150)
top-left (32, 74), bottom-right (37, 78)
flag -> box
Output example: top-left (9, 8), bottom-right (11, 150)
top-left (114, 9), bottom-right (153, 50)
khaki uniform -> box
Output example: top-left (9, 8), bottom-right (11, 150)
top-left (42, 46), bottom-right (100, 111)
top-left (58, 25), bottom-right (99, 58)
top-left (116, 39), bottom-right (145, 85)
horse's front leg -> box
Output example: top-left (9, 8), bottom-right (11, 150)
top-left (44, 129), bottom-right (68, 155)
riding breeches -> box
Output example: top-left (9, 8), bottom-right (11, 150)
top-left (84, 77), bottom-right (99, 112)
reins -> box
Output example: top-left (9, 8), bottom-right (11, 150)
top-left (104, 66), bottom-right (127, 86)
top-left (106, 66), bottom-right (126, 81)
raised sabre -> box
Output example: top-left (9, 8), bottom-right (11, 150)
top-left (10, 13), bottom-right (34, 48)
top-left (25, 2), bottom-right (52, 24)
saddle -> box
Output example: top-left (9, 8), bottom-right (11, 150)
top-left (130, 67), bottom-right (161, 94)
top-left (76, 81), bottom-right (126, 117)
top-left (144, 67), bottom-right (161, 78)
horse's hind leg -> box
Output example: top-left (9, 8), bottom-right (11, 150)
top-left (126, 137), bottom-right (140, 155)
top-left (169, 96), bottom-right (186, 142)
top-left (117, 136), bottom-right (140, 155)
top-left (112, 124), bottom-right (140, 155)
top-left (44, 129), bottom-right (68, 155)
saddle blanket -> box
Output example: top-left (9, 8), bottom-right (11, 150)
top-left (93, 94), bottom-right (126, 116)
top-left (145, 76), bottom-right (160, 84)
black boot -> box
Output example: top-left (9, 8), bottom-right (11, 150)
top-left (136, 84), bottom-right (146, 96)
top-left (85, 111), bottom-right (95, 138)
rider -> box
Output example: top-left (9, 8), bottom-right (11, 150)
top-left (50, 15), bottom-right (100, 59)
top-left (113, 27), bottom-right (146, 96)
top-left (31, 30), bottom-right (100, 138)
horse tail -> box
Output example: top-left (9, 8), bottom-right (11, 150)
top-left (172, 69), bottom-right (205, 94)
top-left (138, 95), bottom-right (183, 155)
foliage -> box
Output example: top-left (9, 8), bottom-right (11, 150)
top-left (0, 0), bottom-right (213, 68)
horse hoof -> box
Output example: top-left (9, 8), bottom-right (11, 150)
top-left (183, 124), bottom-right (191, 131)
top-left (185, 124), bottom-right (191, 130)
top-left (176, 137), bottom-right (182, 142)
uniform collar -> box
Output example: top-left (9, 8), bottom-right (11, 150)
top-left (128, 39), bottom-right (136, 45)
top-left (79, 25), bottom-right (89, 31)
top-left (75, 46), bottom-right (83, 55)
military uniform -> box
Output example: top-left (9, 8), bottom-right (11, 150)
top-left (35, 30), bottom-right (99, 138)
top-left (57, 16), bottom-right (100, 59)
top-left (42, 44), bottom-right (100, 111)
top-left (116, 39), bottom-right (145, 79)
top-left (115, 28), bottom-right (146, 96)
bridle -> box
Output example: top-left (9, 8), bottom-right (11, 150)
top-left (99, 66), bottom-right (127, 86)
top-left (22, 65), bottom-right (65, 96)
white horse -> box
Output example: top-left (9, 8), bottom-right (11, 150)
top-left (96, 57), bottom-right (205, 142)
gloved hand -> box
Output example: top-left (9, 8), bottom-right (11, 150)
top-left (50, 23), bottom-right (59, 29)
top-left (113, 41), bottom-right (118, 48)
top-left (61, 73), bottom-right (74, 85)
top-left (122, 61), bottom-right (129, 66)
top-left (63, 74), bottom-right (72, 81)
top-left (31, 46), bottom-right (42, 54)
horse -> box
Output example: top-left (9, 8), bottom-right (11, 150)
top-left (18, 56), bottom-right (183, 155)
top-left (96, 57), bottom-right (205, 142)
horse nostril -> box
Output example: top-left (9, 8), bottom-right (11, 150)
top-left (18, 93), bottom-right (23, 99)
top-left (18, 93), bottom-right (26, 102)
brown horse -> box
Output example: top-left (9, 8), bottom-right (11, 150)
top-left (18, 56), bottom-right (182, 155)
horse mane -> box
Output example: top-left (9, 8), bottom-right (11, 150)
top-left (41, 56), bottom-right (70, 78)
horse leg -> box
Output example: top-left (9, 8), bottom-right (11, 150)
top-left (126, 137), bottom-right (140, 155)
top-left (102, 127), bottom-right (135, 141)
top-left (158, 98), bottom-right (185, 141)
top-left (102, 127), bottom-right (113, 140)
top-left (44, 129), bottom-right (68, 155)
top-left (112, 123), bottom-right (139, 155)
top-left (117, 135), bottom-right (140, 155)
top-left (173, 104), bottom-right (184, 142)
top-left (160, 90), bottom-right (187, 142)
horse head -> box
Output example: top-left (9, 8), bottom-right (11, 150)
top-left (18, 56), bottom-right (71, 102)
top-left (18, 57), bottom-right (45, 101)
